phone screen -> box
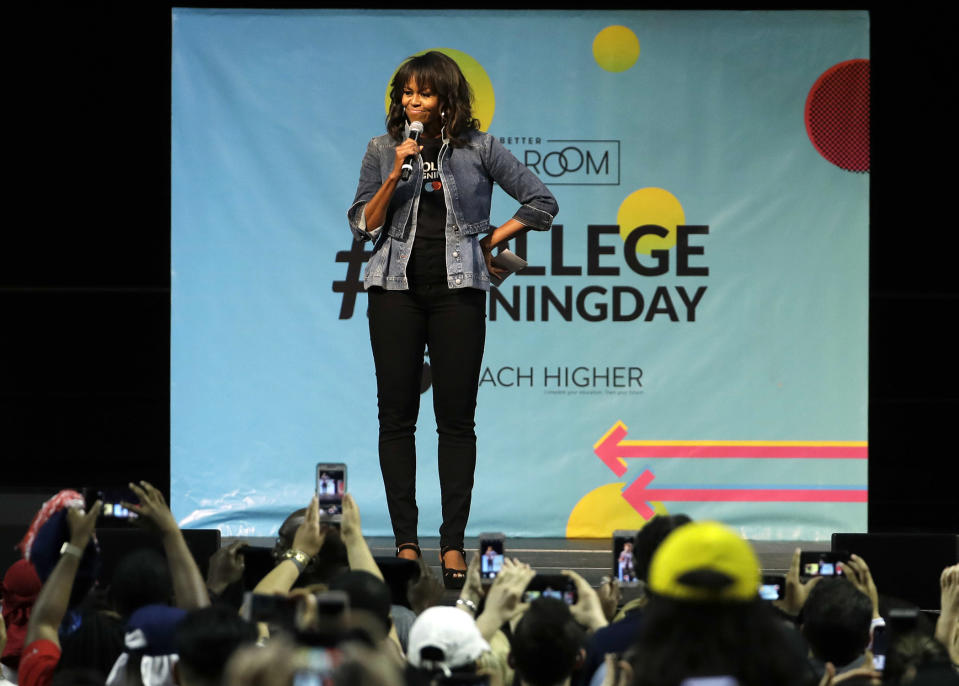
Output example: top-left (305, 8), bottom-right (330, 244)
top-left (292, 647), bottom-right (343, 686)
top-left (84, 487), bottom-right (139, 523)
top-left (800, 551), bottom-right (847, 577)
top-left (871, 624), bottom-right (887, 671)
top-left (612, 531), bottom-right (639, 584)
top-left (479, 536), bottom-right (504, 581)
top-left (523, 575), bottom-right (577, 605)
top-left (315, 464), bottom-right (346, 518)
top-left (759, 575), bottom-right (784, 601)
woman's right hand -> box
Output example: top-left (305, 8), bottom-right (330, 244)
top-left (391, 137), bottom-right (422, 177)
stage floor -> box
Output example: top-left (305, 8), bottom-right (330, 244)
top-left (226, 536), bottom-right (827, 588)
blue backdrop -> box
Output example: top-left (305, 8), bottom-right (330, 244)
top-left (171, 10), bottom-right (869, 540)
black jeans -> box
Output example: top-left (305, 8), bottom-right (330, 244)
top-left (368, 284), bottom-right (486, 551)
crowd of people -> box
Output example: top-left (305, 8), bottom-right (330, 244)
top-left (1, 484), bottom-right (957, 686)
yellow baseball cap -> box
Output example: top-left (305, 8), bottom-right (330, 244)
top-left (648, 521), bottom-right (761, 602)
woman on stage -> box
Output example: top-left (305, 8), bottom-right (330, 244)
top-left (348, 51), bottom-right (557, 588)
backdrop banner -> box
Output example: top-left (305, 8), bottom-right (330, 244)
top-left (171, 9), bottom-right (869, 540)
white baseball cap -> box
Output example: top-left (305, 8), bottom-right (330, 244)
top-left (407, 606), bottom-right (491, 669)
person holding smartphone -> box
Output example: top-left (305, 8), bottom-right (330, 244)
top-left (348, 51), bottom-right (557, 588)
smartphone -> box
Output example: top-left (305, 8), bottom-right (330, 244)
top-left (759, 574), bottom-right (785, 601)
top-left (523, 574), bottom-right (578, 605)
top-left (888, 607), bottom-right (920, 633)
top-left (315, 463), bottom-right (346, 522)
top-left (871, 623), bottom-right (887, 671)
top-left (83, 487), bottom-right (139, 524)
top-left (799, 550), bottom-right (848, 578)
top-left (315, 590), bottom-right (349, 623)
top-left (478, 532), bottom-right (505, 582)
top-left (612, 529), bottom-right (639, 585)
top-left (292, 646), bottom-right (343, 686)
top-left (242, 591), bottom-right (298, 627)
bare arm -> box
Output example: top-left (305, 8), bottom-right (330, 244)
top-left (936, 563), bottom-right (959, 664)
top-left (339, 494), bottom-right (403, 653)
top-left (339, 494), bottom-right (382, 581)
top-left (253, 495), bottom-right (325, 595)
top-left (25, 502), bottom-right (100, 648)
top-left (562, 569), bottom-right (609, 633)
top-left (475, 558), bottom-right (536, 641)
top-left (127, 481), bottom-right (210, 610)
top-left (774, 547), bottom-right (822, 617)
top-left (840, 554), bottom-right (880, 619)
top-left (362, 137), bottom-right (421, 232)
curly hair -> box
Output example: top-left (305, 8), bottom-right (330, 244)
top-left (386, 51), bottom-right (480, 147)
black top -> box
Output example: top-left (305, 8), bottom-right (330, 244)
top-left (407, 137), bottom-right (447, 286)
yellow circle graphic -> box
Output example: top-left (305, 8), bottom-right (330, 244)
top-left (617, 187), bottom-right (686, 256)
top-left (593, 26), bottom-right (640, 72)
top-left (566, 482), bottom-right (670, 538)
top-left (384, 48), bottom-right (495, 132)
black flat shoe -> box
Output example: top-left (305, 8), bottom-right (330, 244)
top-left (441, 546), bottom-right (467, 589)
top-left (396, 543), bottom-right (421, 559)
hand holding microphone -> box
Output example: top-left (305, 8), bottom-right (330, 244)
top-left (400, 121), bottom-right (425, 181)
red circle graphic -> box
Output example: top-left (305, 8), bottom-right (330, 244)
top-left (805, 59), bottom-right (870, 173)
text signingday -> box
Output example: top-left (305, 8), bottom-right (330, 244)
top-left (332, 224), bottom-right (709, 322)
top-left (490, 224), bottom-right (709, 323)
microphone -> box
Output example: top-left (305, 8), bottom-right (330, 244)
top-left (401, 121), bottom-right (424, 181)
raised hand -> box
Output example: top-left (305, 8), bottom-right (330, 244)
top-left (839, 554), bottom-right (880, 618)
top-left (292, 495), bottom-right (325, 557)
top-left (936, 563), bottom-right (959, 663)
top-left (125, 481), bottom-right (178, 536)
top-left (66, 500), bottom-right (101, 548)
top-left (340, 493), bottom-right (362, 540)
top-left (207, 540), bottom-right (247, 595)
top-left (562, 569), bottom-right (609, 632)
top-left (485, 558), bottom-right (536, 622)
top-left (596, 575), bottom-right (622, 622)
top-left (775, 547), bottom-right (822, 616)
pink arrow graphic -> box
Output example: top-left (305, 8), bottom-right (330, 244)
top-left (595, 421), bottom-right (867, 478)
top-left (621, 469), bottom-right (868, 520)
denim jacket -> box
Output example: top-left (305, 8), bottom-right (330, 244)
top-left (347, 125), bottom-right (558, 290)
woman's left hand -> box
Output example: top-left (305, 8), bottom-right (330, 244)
top-left (480, 236), bottom-right (508, 280)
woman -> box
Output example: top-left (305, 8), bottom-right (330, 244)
top-left (347, 51), bottom-right (557, 588)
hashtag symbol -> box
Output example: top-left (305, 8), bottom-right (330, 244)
top-left (332, 239), bottom-right (372, 319)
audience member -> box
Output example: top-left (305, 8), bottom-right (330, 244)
top-left (172, 604), bottom-right (258, 686)
top-left (110, 549), bottom-right (173, 619)
top-left (1, 614), bottom-right (9, 686)
top-left (935, 564), bottom-right (959, 667)
top-left (624, 520), bottom-right (816, 686)
top-left (510, 597), bottom-right (587, 686)
top-left (14, 481), bottom-right (211, 686)
top-left (580, 515), bottom-right (692, 686)
top-left (272, 506), bottom-right (349, 588)
top-left (8, 483), bottom-right (956, 686)
top-left (18, 498), bottom-right (101, 686)
top-left (802, 578), bottom-right (874, 677)
top-left (406, 605), bottom-right (493, 686)
top-left (104, 603), bottom-right (185, 686)
top-left (329, 570), bottom-right (393, 640)
top-left (883, 630), bottom-right (958, 685)
top-left (2, 559), bottom-right (42, 681)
